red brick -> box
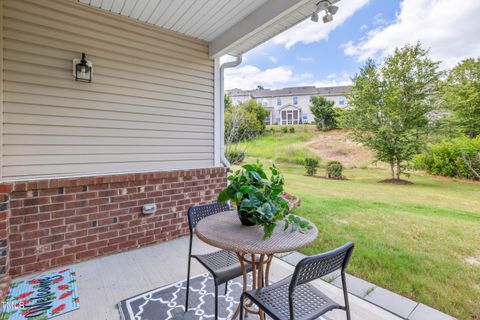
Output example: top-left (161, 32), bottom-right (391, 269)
top-left (76, 249), bottom-right (97, 260)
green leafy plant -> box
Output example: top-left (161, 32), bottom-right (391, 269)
top-left (218, 161), bottom-right (311, 239)
top-left (326, 160), bottom-right (344, 179)
top-left (289, 127), bottom-right (295, 133)
top-left (304, 157), bottom-right (320, 176)
top-left (280, 127), bottom-right (288, 134)
top-left (226, 150), bottom-right (245, 164)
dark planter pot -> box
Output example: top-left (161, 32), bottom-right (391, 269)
top-left (237, 209), bottom-right (256, 226)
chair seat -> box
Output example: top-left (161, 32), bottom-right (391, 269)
top-left (193, 250), bottom-right (252, 285)
top-left (245, 276), bottom-right (340, 320)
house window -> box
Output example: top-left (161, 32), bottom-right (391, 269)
top-left (293, 96), bottom-right (298, 105)
top-left (281, 109), bottom-right (300, 125)
top-left (339, 96), bottom-right (345, 106)
top-left (277, 98), bottom-right (282, 106)
top-left (262, 99), bottom-right (268, 106)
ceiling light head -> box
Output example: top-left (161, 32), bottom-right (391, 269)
top-left (311, 11), bottom-right (319, 22)
top-left (323, 12), bottom-right (333, 23)
top-left (327, 5), bottom-right (338, 15)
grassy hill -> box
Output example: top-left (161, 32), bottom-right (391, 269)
top-left (236, 126), bottom-right (480, 319)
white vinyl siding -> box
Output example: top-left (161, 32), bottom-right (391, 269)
top-left (1, 0), bottom-right (215, 181)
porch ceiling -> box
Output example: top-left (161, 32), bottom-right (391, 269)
top-left (78, 0), bottom-right (339, 57)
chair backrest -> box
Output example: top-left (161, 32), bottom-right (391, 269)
top-left (187, 202), bottom-right (230, 233)
top-left (290, 242), bottom-right (354, 289)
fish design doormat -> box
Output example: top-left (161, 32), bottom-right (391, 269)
top-left (0, 268), bottom-right (79, 320)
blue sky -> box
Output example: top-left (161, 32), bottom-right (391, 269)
top-left (225, 0), bottom-right (480, 90)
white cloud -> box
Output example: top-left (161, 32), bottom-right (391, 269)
top-left (302, 72), bottom-right (353, 87)
top-left (297, 56), bottom-right (315, 63)
top-left (360, 24), bottom-right (368, 31)
top-left (269, 56), bottom-right (278, 64)
top-left (272, 0), bottom-right (369, 48)
top-left (224, 66), bottom-right (315, 90)
top-left (343, 0), bottom-right (480, 68)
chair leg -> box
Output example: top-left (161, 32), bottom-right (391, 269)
top-left (224, 281), bottom-right (228, 295)
top-left (185, 256), bottom-right (191, 312)
top-left (214, 281), bottom-right (219, 320)
top-left (341, 272), bottom-right (351, 320)
top-left (239, 294), bottom-right (245, 320)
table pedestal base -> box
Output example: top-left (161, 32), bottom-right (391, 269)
top-left (231, 252), bottom-right (274, 320)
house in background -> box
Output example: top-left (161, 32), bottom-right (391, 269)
top-left (228, 85), bottom-right (350, 124)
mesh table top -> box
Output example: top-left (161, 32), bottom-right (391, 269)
top-left (195, 210), bottom-right (318, 254)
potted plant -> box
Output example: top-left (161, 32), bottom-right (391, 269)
top-left (218, 161), bottom-right (311, 239)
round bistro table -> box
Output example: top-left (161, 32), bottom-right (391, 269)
top-left (195, 210), bottom-right (318, 320)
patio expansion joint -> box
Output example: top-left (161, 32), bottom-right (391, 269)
top-left (277, 251), bottom-right (456, 320)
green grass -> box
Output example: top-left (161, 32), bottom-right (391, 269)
top-left (239, 126), bottom-right (316, 164)
top-left (241, 130), bottom-right (480, 319)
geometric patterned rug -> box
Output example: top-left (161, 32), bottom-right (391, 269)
top-left (117, 273), bottom-right (329, 320)
top-left (118, 273), bottom-right (245, 320)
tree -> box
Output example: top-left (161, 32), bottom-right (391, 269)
top-left (342, 43), bottom-right (441, 181)
top-left (310, 96), bottom-right (337, 130)
top-left (224, 97), bottom-right (269, 163)
top-left (442, 58), bottom-right (480, 138)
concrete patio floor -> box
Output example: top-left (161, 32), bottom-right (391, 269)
top-left (14, 237), bottom-right (406, 320)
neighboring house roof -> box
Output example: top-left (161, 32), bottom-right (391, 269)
top-left (226, 85), bottom-right (351, 98)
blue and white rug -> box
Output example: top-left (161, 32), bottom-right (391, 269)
top-left (118, 273), bottom-right (330, 320)
top-left (118, 273), bottom-right (243, 320)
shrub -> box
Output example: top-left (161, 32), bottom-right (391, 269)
top-left (226, 150), bottom-right (245, 165)
top-left (289, 127), bottom-right (295, 133)
top-left (269, 127), bottom-right (275, 135)
top-left (414, 136), bottom-right (480, 180)
top-left (326, 161), bottom-right (344, 179)
top-left (280, 127), bottom-right (288, 134)
top-left (304, 157), bottom-right (320, 176)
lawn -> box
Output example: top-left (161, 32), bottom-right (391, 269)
top-left (240, 128), bottom-right (480, 319)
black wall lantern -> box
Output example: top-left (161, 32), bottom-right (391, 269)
top-left (73, 53), bottom-right (92, 82)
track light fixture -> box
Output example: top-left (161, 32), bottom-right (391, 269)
top-left (311, 0), bottom-right (339, 23)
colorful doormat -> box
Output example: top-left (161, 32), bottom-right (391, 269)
top-left (0, 268), bottom-right (79, 320)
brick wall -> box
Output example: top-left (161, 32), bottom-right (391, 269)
top-left (0, 167), bottom-right (226, 281)
top-left (0, 192), bottom-right (11, 301)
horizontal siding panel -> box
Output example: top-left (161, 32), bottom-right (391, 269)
top-left (4, 125), bottom-right (213, 140)
top-left (3, 136), bottom-right (213, 147)
top-left (4, 152), bottom-right (213, 166)
top-left (2, 0), bottom-right (215, 180)
top-left (4, 145), bottom-right (213, 155)
top-left (3, 160), bottom-right (214, 180)
top-left (4, 103), bottom-right (213, 127)
top-left (4, 58), bottom-right (214, 96)
top-left (4, 83), bottom-right (212, 112)
top-left (4, 113), bottom-right (213, 133)
top-left (5, 93), bottom-right (212, 120)
top-left (4, 72), bottom-right (213, 106)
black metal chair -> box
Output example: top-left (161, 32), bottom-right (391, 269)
top-left (185, 203), bottom-right (252, 320)
top-left (240, 242), bottom-right (355, 320)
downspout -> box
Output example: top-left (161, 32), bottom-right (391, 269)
top-left (219, 55), bottom-right (242, 167)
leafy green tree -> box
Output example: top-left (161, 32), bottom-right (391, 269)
top-left (310, 96), bottom-right (337, 130)
top-left (342, 43), bottom-right (441, 181)
top-left (224, 93), bottom-right (233, 110)
top-left (442, 58), bottom-right (480, 138)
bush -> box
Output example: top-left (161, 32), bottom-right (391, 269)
top-left (280, 127), bottom-right (288, 134)
top-left (414, 136), bottom-right (480, 180)
top-left (304, 157), bottom-right (320, 176)
top-left (289, 127), bottom-right (295, 133)
top-left (226, 150), bottom-right (245, 165)
top-left (326, 161), bottom-right (344, 179)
